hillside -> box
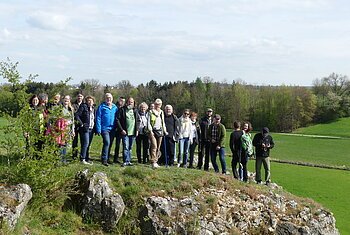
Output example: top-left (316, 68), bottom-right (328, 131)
top-left (294, 118), bottom-right (350, 138)
top-left (0, 163), bottom-right (339, 235)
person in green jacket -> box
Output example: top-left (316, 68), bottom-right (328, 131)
top-left (208, 114), bottom-right (227, 174)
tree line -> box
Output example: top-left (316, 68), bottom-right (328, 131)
top-left (1, 59), bottom-right (349, 132)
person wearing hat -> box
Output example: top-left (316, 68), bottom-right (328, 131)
top-left (252, 127), bottom-right (275, 185)
top-left (197, 108), bottom-right (214, 170)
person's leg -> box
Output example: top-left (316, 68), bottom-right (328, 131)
top-left (149, 134), bottom-right (157, 164)
top-left (79, 130), bottom-right (89, 161)
top-left (136, 135), bottom-right (142, 163)
top-left (101, 131), bottom-right (111, 163)
top-left (178, 139), bottom-right (184, 165)
top-left (183, 137), bottom-right (190, 167)
top-left (156, 136), bottom-right (163, 161)
top-left (86, 130), bottom-right (94, 161)
top-left (128, 136), bottom-right (135, 163)
top-left (142, 135), bottom-right (149, 163)
top-left (241, 151), bottom-right (248, 181)
top-left (263, 157), bottom-right (271, 183)
top-left (218, 147), bottom-right (226, 174)
top-left (210, 144), bottom-right (219, 173)
top-left (197, 141), bottom-right (204, 169)
top-left (114, 132), bottom-right (121, 163)
top-left (255, 156), bottom-right (263, 183)
top-left (189, 142), bottom-right (196, 168)
top-left (72, 128), bottom-right (79, 159)
top-left (204, 142), bottom-right (210, 171)
top-left (168, 138), bottom-right (175, 166)
top-left (232, 151), bottom-right (239, 179)
top-left (107, 130), bottom-right (115, 162)
top-left (122, 135), bottom-right (129, 163)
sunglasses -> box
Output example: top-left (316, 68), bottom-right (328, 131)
top-left (184, 113), bottom-right (190, 115)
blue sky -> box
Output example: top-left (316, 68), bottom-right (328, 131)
top-left (1, 0), bottom-right (350, 86)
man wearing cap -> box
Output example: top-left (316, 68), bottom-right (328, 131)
top-left (197, 108), bottom-right (213, 170)
top-left (253, 127), bottom-right (275, 185)
top-left (207, 114), bottom-right (227, 174)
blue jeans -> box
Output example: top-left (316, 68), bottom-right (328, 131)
top-left (79, 129), bottom-right (94, 161)
top-left (101, 130), bottom-right (115, 162)
top-left (122, 135), bottom-right (135, 163)
top-left (210, 144), bottom-right (226, 173)
top-left (178, 137), bottom-right (190, 165)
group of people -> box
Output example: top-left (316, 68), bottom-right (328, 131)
top-left (26, 92), bottom-right (275, 184)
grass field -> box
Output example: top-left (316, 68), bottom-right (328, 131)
top-left (1, 117), bottom-right (350, 234)
top-left (294, 117), bottom-right (350, 138)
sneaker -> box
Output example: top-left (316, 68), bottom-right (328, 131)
top-left (128, 162), bottom-right (133, 166)
top-left (223, 171), bottom-right (230, 175)
top-left (152, 163), bottom-right (160, 169)
top-left (102, 161), bottom-right (109, 166)
top-left (122, 162), bottom-right (128, 167)
top-left (177, 163), bottom-right (181, 168)
top-left (81, 160), bottom-right (89, 165)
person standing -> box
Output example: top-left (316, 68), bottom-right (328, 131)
top-left (96, 93), bottom-right (118, 166)
top-left (189, 112), bottom-right (200, 168)
top-left (177, 109), bottom-right (192, 167)
top-left (197, 108), bottom-right (213, 171)
top-left (136, 102), bottom-right (150, 164)
top-left (229, 121), bottom-right (243, 180)
top-left (116, 97), bottom-right (138, 166)
top-left (208, 114), bottom-right (227, 174)
top-left (253, 127), bottom-right (275, 185)
top-left (162, 104), bottom-right (179, 166)
top-left (114, 96), bottom-right (126, 163)
top-left (240, 122), bottom-right (253, 182)
top-left (75, 96), bottom-right (95, 165)
top-left (147, 98), bottom-right (167, 169)
top-left (72, 93), bottom-right (84, 159)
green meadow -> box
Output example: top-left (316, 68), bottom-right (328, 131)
top-left (1, 117), bottom-right (350, 234)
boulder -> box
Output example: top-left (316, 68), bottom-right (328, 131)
top-left (69, 170), bottom-right (125, 231)
top-left (0, 184), bottom-right (32, 230)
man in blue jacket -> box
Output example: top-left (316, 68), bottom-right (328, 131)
top-left (96, 93), bottom-right (118, 166)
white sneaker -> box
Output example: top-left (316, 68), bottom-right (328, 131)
top-left (81, 160), bottom-right (89, 165)
top-left (152, 163), bottom-right (160, 168)
top-left (177, 163), bottom-right (181, 168)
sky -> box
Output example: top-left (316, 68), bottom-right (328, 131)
top-left (1, 0), bottom-right (350, 86)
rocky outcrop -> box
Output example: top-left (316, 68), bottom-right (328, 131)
top-left (0, 184), bottom-right (32, 230)
top-left (139, 186), bottom-right (339, 235)
top-left (68, 170), bottom-right (125, 231)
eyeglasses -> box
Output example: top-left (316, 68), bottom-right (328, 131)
top-left (207, 110), bottom-right (213, 112)
top-left (184, 113), bottom-right (190, 115)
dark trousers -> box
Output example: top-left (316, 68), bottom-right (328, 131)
top-left (189, 140), bottom-right (197, 168)
top-left (239, 149), bottom-right (249, 181)
top-left (114, 132), bottom-right (122, 163)
top-left (72, 128), bottom-right (79, 159)
top-left (136, 134), bottom-right (149, 163)
top-left (231, 150), bottom-right (242, 179)
top-left (197, 140), bottom-right (209, 170)
top-left (79, 129), bottom-right (94, 161)
top-left (162, 136), bottom-right (176, 166)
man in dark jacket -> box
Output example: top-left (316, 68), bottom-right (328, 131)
top-left (72, 93), bottom-right (84, 159)
top-left (229, 121), bottom-right (243, 180)
top-left (116, 97), bottom-right (138, 166)
top-left (162, 104), bottom-right (180, 166)
top-left (75, 95), bottom-right (95, 164)
top-left (197, 108), bottom-right (213, 171)
top-left (114, 96), bottom-right (125, 163)
top-left (253, 127), bottom-right (275, 185)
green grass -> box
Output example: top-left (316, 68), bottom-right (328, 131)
top-left (246, 162), bottom-right (350, 234)
top-left (294, 117), bottom-right (350, 138)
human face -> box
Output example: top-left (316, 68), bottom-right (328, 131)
top-left (207, 110), bottom-right (213, 117)
top-left (77, 94), bottom-right (84, 103)
top-left (149, 103), bottom-right (155, 110)
top-left (127, 98), bottom-right (134, 108)
top-left (54, 94), bottom-right (61, 104)
top-left (63, 96), bottom-right (70, 107)
top-left (118, 98), bottom-right (125, 107)
top-left (87, 98), bottom-right (94, 107)
top-left (32, 97), bottom-right (39, 106)
top-left (243, 123), bottom-right (249, 131)
top-left (191, 115), bottom-right (197, 122)
top-left (165, 106), bottom-right (173, 115)
top-left (140, 105), bottom-right (147, 113)
top-left (183, 111), bottom-right (190, 118)
top-left (215, 117), bottom-right (221, 124)
top-left (105, 94), bottom-right (113, 105)
top-left (155, 102), bottom-right (162, 110)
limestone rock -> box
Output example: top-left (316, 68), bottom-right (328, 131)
top-left (0, 184), bottom-right (32, 230)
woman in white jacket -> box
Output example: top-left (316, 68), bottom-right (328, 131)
top-left (177, 109), bottom-right (193, 167)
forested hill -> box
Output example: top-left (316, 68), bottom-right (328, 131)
top-left (1, 59), bottom-right (350, 132)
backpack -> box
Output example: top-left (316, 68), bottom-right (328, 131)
top-left (241, 132), bottom-right (253, 156)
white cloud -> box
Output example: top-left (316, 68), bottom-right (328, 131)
top-left (27, 11), bottom-right (69, 30)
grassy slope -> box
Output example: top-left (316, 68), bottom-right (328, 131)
top-left (294, 117), bottom-right (350, 138)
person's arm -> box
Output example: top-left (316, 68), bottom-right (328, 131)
top-left (229, 132), bottom-right (234, 153)
top-left (95, 105), bottom-right (102, 134)
top-left (219, 124), bottom-right (226, 147)
top-left (116, 108), bottom-right (125, 134)
top-left (269, 136), bottom-right (275, 149)
top-left (252, 133), bottom-right (259, 147)
top-left (75, 104), bottom-right (84, 127)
